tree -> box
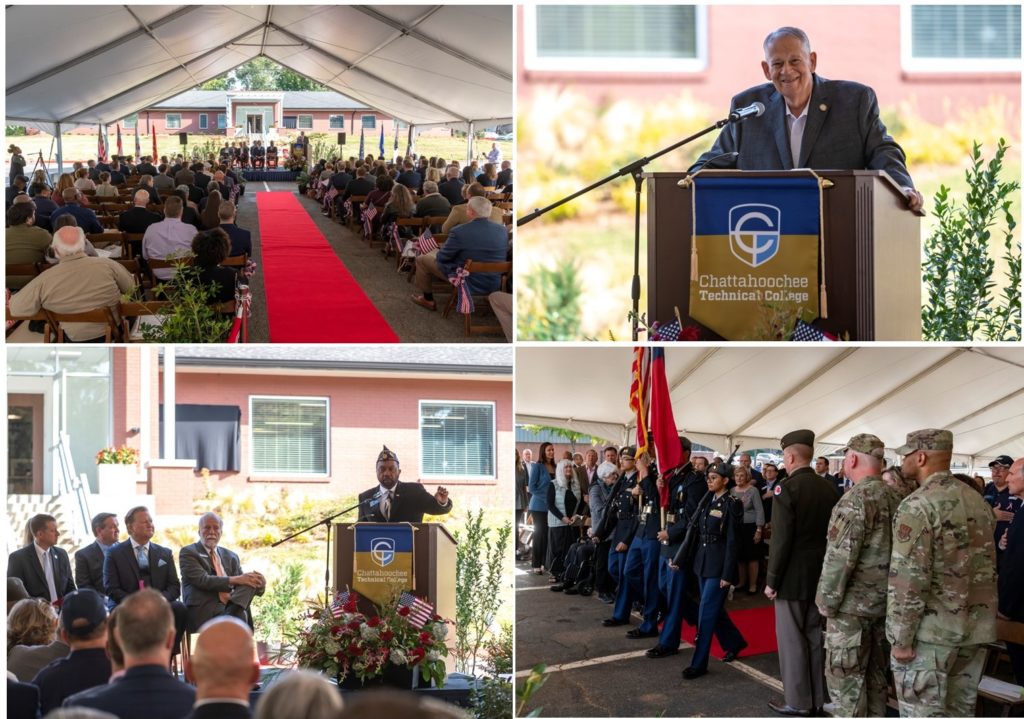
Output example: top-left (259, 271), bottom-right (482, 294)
top-left (228, 58), bottom-right (327, 92)
top-left (199, 76), bottom-right (232, 90)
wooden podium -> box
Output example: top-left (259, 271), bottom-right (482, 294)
top-left (645, 170), bottom-right (923, 340)
top-left (334, 522), bottom-right (457, 625)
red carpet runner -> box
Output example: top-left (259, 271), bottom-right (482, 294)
top-left (681, 604), bottom-right (778, 659)
top-left (256, 192), bottom-right (398, 342)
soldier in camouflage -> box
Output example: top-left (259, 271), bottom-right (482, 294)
top-left (886, 429), bottom-right (997, 718)
top-left (815, 433), bottom-right (901, 717)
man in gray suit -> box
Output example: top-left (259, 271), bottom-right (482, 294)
top-left (74, 512), bottom-right (120, 593)
top-left (691, 27), bottom-right (924, 212)
top-left (179, 512), bottom-right (265, 633)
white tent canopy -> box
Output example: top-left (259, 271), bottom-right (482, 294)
top-left (516, 346), bottom-right (1024, 465)
top-left (6, 5), bottom-right (512, 132)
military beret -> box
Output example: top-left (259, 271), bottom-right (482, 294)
top-left (989, 454), bottom-right (1014, 468)
top-left (842, 433), bottom-right (885, 458)
top-left (780, 429), bottom-right (815, 450)
top-left (894, 429), bottom-right (953, 455)
top-left (620, 446), bottom-right (637, 460)
top-left (706, 461), bottom-right (732, 479)
top-left (376, 445), bottom-right (399, 463)
top-left (678, 435), bottom-right (693, 452)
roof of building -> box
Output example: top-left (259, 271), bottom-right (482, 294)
top-left (167, 346), bottom-right (512, 374)
top-left (152, 90), bottom-right (370, 111)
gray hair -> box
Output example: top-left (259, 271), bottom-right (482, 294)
top-left (596, 461), bottom-right (618, 480)
top-left (41, 708), bottom-right (120, 719)
top-left (53, 226), bottom-right (86, 256)
top-left (198, 511), bottom-right (223, 530)
top-left (763, 27), bottom-right (812, 57)
top-left (422, 180), bottom-right (438, 194)
top-left (254, 670), bottom-right (343, 719)
top-left (466, 195), bottom-right (493, 218)
top-left (133, 189), bottom-right (150, 206)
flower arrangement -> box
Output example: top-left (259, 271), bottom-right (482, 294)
top-left (95, 446), bottom-right (139, 465)
top-left (295, 590), bottom-right (449, 687)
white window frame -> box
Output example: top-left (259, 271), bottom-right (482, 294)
top-left (122, 115), bottom-right (137, 130)
top-left (165, 113), bottom-right (182, 130)
top-left (418, 399), bottom-right (496, 481)
top-left (900, 2), bottom-right (1022, 73)
top-left (329, 115), bottom-right (346, 130)
top-left (523, 5), bottom-right (707, 73)
top-left (217, 113), bottom-right (227, 130)
top-left (361, 115), bottom-right (377, 130)
top-left (248, 395), bottom-right (331, 478)
top-left (198, 113), bottom-right (209, 130)
top-left (297, 114), bottom-right (314, 130)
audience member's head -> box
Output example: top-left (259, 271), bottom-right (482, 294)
top-left (139, 174), bottom-right (153, 188)
top-left (7, 598), bottom-right (58, 652)
top-left (376, 174), bottom-right (394, 192)
top-left (253, 669), bottom-right (343, 719)
top-left (192, 228), bottom-right (230, 268)
top-left (36, 708), bottom-right (120, 719)
top-left (133, 189), bottom-right (150, 207)
top-left (62, 187), bottom-right (80, 203)
top-left (446, 165), bottom-right (460, 180)
top-left (218, 201), bottom-right (236, 224)
top-left (115, 589), bottom-right (175, 666)
top-left (188, 617), bottom-right (259, 702)
top-left (59, 589), bottom-right (109, 648)
top-left (53, 226), bottom-right (87, 258)
top-left (98, 172), bottom-right (111, 185)
top-left (124, 506), bottom-right (155, 544)
top-left (467, 182), bottom-right (488, 199)
top-left (461, 166), bottom-right (475, 184)
top-left (106, 607), bottom-right (125, 673)
top-left (163, 195), bottom-right (184, 219)
top-left (7, 577), bottom-right (30, 614)
top-left (7, 202), bottom-right (36, 227)
top-left (388, 183), bottom-right (414, 215)
top-left (422, 180), bottom-right (439, 195)
top-left (53, 214), bottom-right (79, 231)
top-left (466, 195), bottom-right (493, 220)
top-left (206, 181), bottom-right (220, 196)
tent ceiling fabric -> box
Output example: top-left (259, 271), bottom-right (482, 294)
top-left (515, 347), bottom-right (1024, 462)
top-left (6, 5), bottom-right (512, 128)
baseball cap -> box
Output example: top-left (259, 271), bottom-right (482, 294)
top-left (842, 433), bottom-right (885, 458)
top-left (989, 455), bottom-right (1014, 468)
top-left (60, 588), bottom-right (108, 637)
top-left (894, 429), bottom-right (953, 455)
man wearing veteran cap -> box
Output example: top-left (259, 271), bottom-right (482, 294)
top-left (358, 445), bottom-right (452, 523)
top-left (886, 429), bottom-right (997, 717)
top-left (765, 429), bottom-right (840, 717)
top-left (984, 454), bottom-right (1022, 566)
top-left (31, 588), bottom-right (112, 713)
top-left (815, 434), bottom-right (900, 717)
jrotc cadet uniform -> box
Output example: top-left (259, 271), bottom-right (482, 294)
top-left (617, 455), bottom-right (662, 636)
top-left (815, 434), bottom-right (901, 717)
top-left (886, 429), bottom-right (997, 718)
top-left (596, 448), bottom-right (641, 626)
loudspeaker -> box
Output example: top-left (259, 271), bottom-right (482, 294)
top-left (178, 132), bottom-right (188, 145)
top-left (338, 132), bottom-right (346, 145)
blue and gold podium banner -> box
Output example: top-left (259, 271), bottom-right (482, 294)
top-left (352, 524), bottom-right (415, 606)
top-left (688, 176), bottom-right (823, 340)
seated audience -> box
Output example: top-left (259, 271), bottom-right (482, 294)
top-left (442, 183), bottom-right (505, 233)
top-left (253, 670), bottom-right (342, 719)
top-left (135, 174), bottom-right (161, 206)
top-left (74, 512), bottom-right (120, 593)
top-left (142, 196), bottom-right (199, 281)
top-left (382, 183), bottom-right (417, 243)
top-left (7, 598), bottom-right (69, 681)
top-left (342, 166), bottom-right (375, 201)
top-left (50, 188), bottom-right (104, 234)
top-left (438, 166), bottom-right (465, 206)
top-left (107, 161), bottom-right (126, 186)
top-left (7, 174), bottom-right (28, 208)
top-left (6, 202), bottom-right (52, 290)
top-left (189, 229), bottom-right (238, 304)
top-left (30, 184), bottom-right (58, 230)
top-left (8, 577), bottom-right (30, 613)
top-left (136, 156), bottom-right (157, 176)
top-left (199, 184), bottom-right (222, 229)
top-left (496, 160), bottom-right (513, 188)
top-left (153, 165), bottom-right (175, 191)
top-left (415, 180), bottom-right (452, 224)
top-left (365, 174), bottom-right (393, 208)
top-left (8, 678), bottom-right (41, 719)
top-left (182, 617), bottom-right (260, 719)
top-left (8, 513), bottom-right (76, 601)
top-left (94, 173), bottom-right (119, 199)
top-left (396, 161), bottom-right (422, 192)
top-left (478, 162), bottom-right (498, 188)
top-left (118, 190), bottom-right (163, 243)
top-left (27, 170), bottom-right (50, 196)
top-left (74, 168), bottom-right (97, 192)
top-left (217, 202), bottom-right (251, 257)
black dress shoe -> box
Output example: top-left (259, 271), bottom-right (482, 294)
top-left (564, 586), bottom-right (579, 595)
top-left (549, 584), bottom-right (564, 592)
top-left (598, 593), bottom-right (615, 604)
top-left (767, 700), bottom-right (811, 717)
top-left (646, 644), bottom-right (679, 658)
top-left (626, 628), bottom-right (659, 639)
top-left (722, 641), bottom-right (748, 663)
top-left (682, 666), bottom-right (707, 680)
top-left (602, 617), bottom-right (628, 627)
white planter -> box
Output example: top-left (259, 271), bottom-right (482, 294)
top-left (96, 464), bottom-right (142, 495)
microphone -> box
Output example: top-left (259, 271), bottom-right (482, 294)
top-left (728, 102), bottom-right (765, 123)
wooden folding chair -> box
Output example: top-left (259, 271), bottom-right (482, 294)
top-left (442, 259), bottom-right (513, 336)
top-left (5, 306), bottom-right (51, 339)
top-left (87, 232), bottom-right (129, 258)
top-left (115, 259), bottom-right (146, 289)
top-left (388, 218), bottom-right (424, 263)
top-left (222, 254), bottom-right (248, 269)
top-left (144, 256), bottom-right (193, 294)
top-left (98, 215), bottom-right (120, 229)
top-left (346, 195), bottom-right (367, 231)
top-left (976, 618), bottom-right (1024, 717)
top-left (122, 233), bottom-right (145, 259)
top-left (6, 262), bottom-right (41, 285)
top-left (119, 300), bottom-right (170, 341)
top-left (42, 306), bottom-right (122, 343)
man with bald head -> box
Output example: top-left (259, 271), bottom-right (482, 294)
top-left (690, 26), bottom-right (922, 212)
top-left (183, 617), bottom-right (259, 719)
top-left (8, 226), bottom-right (136, 341)
top-left (118, 189), bottom-right (162, 239)
top-left (180, 513), bottom-right (265, 633)
top-left (886, 429), bottom-right (997, 717)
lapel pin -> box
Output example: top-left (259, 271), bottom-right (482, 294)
top-left (819, 103), bottom-right (828, 112)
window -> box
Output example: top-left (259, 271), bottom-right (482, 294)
top-left (217, 113), bottom-right (227, 130)
top-left (329, 115), bottom-right (346, 130)
top-left (122, 115), bottom-right (137, 130)
top-left (361, 115), bottom-right (377, 130)
top-left (250, 396), bottom-right (329, 475)
top-left (198, 114), bottom-right (208, 130)
top-left (283, 116), bottom-right (297, 129)
top-left (525, 5), bottom-right (706, 72)
top-left (903, 4), bottom-right (1021, 71)
top-left (298, 114), bottom-right (313, 130)
top-left (419, 401), bottom-right (495, 480)
top-left (165, 114), bottom-right (181, 130)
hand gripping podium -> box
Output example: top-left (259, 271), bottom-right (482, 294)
top-left (334, 522), bottom-right (456, 623)
top-left (646, 170), bottom-right (922, 340)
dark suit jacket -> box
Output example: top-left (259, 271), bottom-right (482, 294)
top-left (357, 482), bottom-right (453, 523)
top-left (7, 678), bottom-right (40, 719)
top-left (342, 177), bottom-right (376, 200)
top-left (396, 170), bottom-right (422, 191)
top-left (49, 203), bottom-right (104, 234)
top-left (496, 169), bottom-right (513, 187)
top-left (765, 466), bottom-right (840, 600)
top-left (137, 162), bottom-right (157, 176)
top-left (415, 194), bottom-right (452, 221)
top-left (330, 172), bottom-right (352, 191)
top-left (219, 223), bottom-right (252, 257)
top-left (65, 664), bottom-right (196, 719)
top-left (183, 702), bottom-right (252, 719)
top-left (194, 172), bottom-right (212, 192)
top-left (179, 541), bottom-right (263, 632)
top-left (74, 540), bottom-right (107, 592)
top-left (103, 539), bottom-right (180, 605)
top-left (436, 217), bottom-right (509, 294)
top-left (690, 74), bottom-right (914, 189)
top-left (7, 543), bottom-right (75, 601)
top-left (118, 207), bottom-right (163, 234)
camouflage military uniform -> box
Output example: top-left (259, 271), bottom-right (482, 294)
top-left (816, 469), bottom-right (901, 717)
top-left (886, 468), bottom-right (997, 717)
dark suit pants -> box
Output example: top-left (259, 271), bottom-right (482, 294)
top-left (678, 567), bottom-right (745, 654)
top-left (529, 511), bottom-right (548, 570)
top-left (547, 524), bottom-right (574, 578)
top-left (657, 555), bottom-right (687, 649)
top-left (690, 577), bottom-right (737, 671)
top-left (170, 600), bottom-right (188, 654)
top-left (594, 540), bottom-right (613, 595)
top-left (775, 597), bottom-right (827, 712)
top-left (614, 536), bottom-right (660, 631)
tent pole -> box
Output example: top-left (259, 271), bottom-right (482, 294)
top-left (55, 122), bottom-right (64, 179)
top-left (406, 124), bottom-right (414, 158)
top-left (467, 122), bottom-right (474, 165)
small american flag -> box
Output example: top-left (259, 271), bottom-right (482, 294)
top-left (362, 205), bottom-right (378, 238)
top-left (325, 186), bottom-right (339, 202)
top-left (387, 222), bottom-right (402, 255)
top-left (342, 199), bottom-right (352, 219)
top-left (655, 319), bottom-right (681, 341)
top-left (331, 590), bottom-right (350, 618)
top-left (792, 320), bottom-right (836, 342)
top-left (415, 227), bottom-right (438, 255)
top-left (398, 592), bottom-right (434, 629)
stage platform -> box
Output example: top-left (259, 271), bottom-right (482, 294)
top-left (243, 169), bottom-right (297, 181)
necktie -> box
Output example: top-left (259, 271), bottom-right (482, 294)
top-left (136, 545), bottom-right (149, 570)
top-left (209, 549), bottom-right (231, 605)
top-left (42, 549), bottom-right (57, 602)
top-left (382, 491), bottom-right (392, 521)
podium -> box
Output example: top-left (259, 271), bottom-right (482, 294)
top-left (334, 522), bottom-right (457, 625)
top-left (645, 170), bottom-right (923, 340)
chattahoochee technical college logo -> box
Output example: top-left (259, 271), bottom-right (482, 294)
top-left (728, 203), bottom-right (781, 268)
top-left (371, 537), bottom-right (396, 567)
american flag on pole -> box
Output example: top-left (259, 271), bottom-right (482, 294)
top-left (134, 125), bottom-right (141, 160)
top-left (398, 592), bottom-right (434, 629)
top-left (116, 125), bottom-right (123, 156)
top-left (415, 226), bottom-right (438, 255)
top-left (387, 221), bottom-right (402, 255)
top-left (362, 204), bottom-right (378, 239)
top-left (330, 590), bottom-right (351, 618)
top-left (628, 347), bottom-right (650, 457)
top-left (448, 267), bottom-right (475, 314)
top-left (98, 125), bottom-right (106, 162)
top-left (791, 320), bottom-right (836, 342)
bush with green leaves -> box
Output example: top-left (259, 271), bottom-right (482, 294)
top-left (518, 261), bottom-right (583, 341)
top-left (138, 262), bottom-right (233, 343)
top-left (252, 561), bottom-right (305, 646)
top-left (470, 623), bottom-right (513, 719)
top-left (922, 139), bottom-right (1021, 341)
top-left (454, 510), bottom-right (511, 677)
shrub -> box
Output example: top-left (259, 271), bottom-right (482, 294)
top-left (517, 261), bottom-right (583, 341)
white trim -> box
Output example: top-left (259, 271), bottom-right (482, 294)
top-left (328, 114), bottom-right (346, 130)
top-left (248, 395), bottom-right (330, 478)
top-left (523, 5), bottom-right (707, 74)
top-left (165, 113), bottom-right (182, 130)
top-left (198, 113), bottom-right (209, 130)
top-left (899, 2), bottom-right (1022, 73)
top-left (418, 399), bottom-right (497, 481)
top-left (297, 113), bottom-right (314, 130)
top-left (360, 114), bottom-right (377, 130)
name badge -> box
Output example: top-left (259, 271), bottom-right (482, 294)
top-left (709, 509), bottom-right (723, 518)
top-left (666, 513), bottom-right (676, 523)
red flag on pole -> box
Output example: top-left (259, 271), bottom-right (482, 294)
top-left (649, 348), bottom-right (682, 493)
top-left (628, 347), bottom-right (649, 458)
top-left (116, 125), bottom-right (123, 156)
top-left (134, 124), bottom-right (141, 159)
top-left (152, 128), bottom-right (158, 163)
